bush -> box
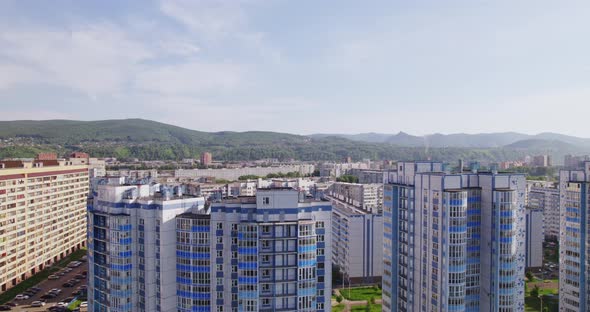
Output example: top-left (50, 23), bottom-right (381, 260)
top-left (531, 285), bottom-right (540, 298)
top-left (370, 296), bottom-right (376, 304)
top-left (336, 295), bottom-right (343, 303)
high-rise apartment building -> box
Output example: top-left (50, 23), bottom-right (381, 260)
top-left (564, 154), bottom-right (590, 169)
top-left (382, 161), bottom-right (526, 312)
top-left (200, 152), bottom-right (213, 167)
top-left (330, 197), bottom-right (383, 285)
top-left (88, 183), bottom-right (331, 312)
top-left (88, 182), bottom-right (205, 311)
top-left (0, 157), bottom-right (89, 293)
top-left (527, 181), bottom-right (559, 240)
top-left (559, 161), bottom-right (590, 311)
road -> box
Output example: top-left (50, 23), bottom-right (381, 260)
top-left (7, 262), bottom-right (88, 312)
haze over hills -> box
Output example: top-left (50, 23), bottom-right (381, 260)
top-left (310, 132), bottom-right (590, 149)
top-left (0, 119), bottom-right (589, 163)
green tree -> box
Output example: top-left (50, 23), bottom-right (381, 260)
top-left (531, 285), bottom-right (540, 298)
top-left (336, 295), bottom-right (343, 303)
top-left (526, 271), bottom-right (534, 281)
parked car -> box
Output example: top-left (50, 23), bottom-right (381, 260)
top-left (14, 294), bottom-right (29, 300)
top-left (0, 305), bottom-right (11, 311)
top-left (48, 307), bottom-right (67, 312)
top-left (57, 272), bottom-right (66, 276)
top-left (63, 282), bottom-right (74, 288)
top-left (74, 274), bottom-right (85, 279)
top-left (30, 301), bottom-right (46, 307)
top-left (4, 302), bottom-right (16, 307)
top-left (41, 294), bottom-right (56, 300)
top-left (64, 268), bottom-right (73, 273)
top-left (80, 302), bottom-right (88, 308)
top-left (48, 274), bottom-right (59, 280)
top-left (81, 270), bottom-right (87, 276)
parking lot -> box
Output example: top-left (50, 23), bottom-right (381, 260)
top-left (3, 260), bottom-right (88, 312)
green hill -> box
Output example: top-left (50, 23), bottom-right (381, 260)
top-left (0, 119), bottom-right (557, 163)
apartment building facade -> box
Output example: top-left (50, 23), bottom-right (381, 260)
top-left (527, 181), bottom-right (559, 240)
top-left (383, 161), bottom-right (526, 312)
top-left (88, 185), bottom-right (331, 312)
top-left (0, 157), bottom-right (89, 293)
top-left (330, 198), bottom-right (383, 285)
top-left (88, 182), bottom-right (206, 312)
top-left (559, 162), bottom-right (590, 311)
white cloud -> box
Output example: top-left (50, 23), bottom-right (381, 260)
top-left (0, 64), bottom-right (40, 89)
top-left (134, 61), bottom-right (244, 95)
top-left (160, 0), bottom-right (245, 39)
top-left (0, 24), bottom-right (152, 95)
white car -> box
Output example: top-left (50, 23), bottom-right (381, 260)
top-left (48, 274), bottom-right (59, 280)
top-left (14, 294), bottom-right (29, 300)
top-left (80, 302), bottom-right (88, 307)
top-left (56, 302), bottom-right (68, 307)
top-left (31, 301), bottom-right (46, 307)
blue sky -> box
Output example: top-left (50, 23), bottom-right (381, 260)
top-left (0, 0), bottom-right (589, 136)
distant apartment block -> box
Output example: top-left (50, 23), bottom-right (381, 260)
top-left (200, 152), bottom-right (213, 166)
top-left (531, 155), bottom-right (552, 167)
top-left (383, 161), bottom-right (526, 312)
top-left (564, 154), bottom-right (590, 168)
top-left (347, 169), bottom-right (385, 184)
top-left (527, 181), bottom-right (559, 240)
top-left (559, 161), bottom-right (590, 311)
top-left (525, 209), bottom-right (543, 268)
top-left (0, 156), bottom-right (89, 293)
top-left (175, 164), bottom-right (315, 181)
top-left (228, 178), bottom-right (316, 197)
top-left (327, 182), bottom-right (382, 213)
top-left (329, 197), bottom-right (383, 285)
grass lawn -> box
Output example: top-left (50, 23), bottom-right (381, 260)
top-left (340, 287), bottom-right (382, 301)
top-left (0, 248), bottom-right (87, 304)
top-left (332, 304), bottom-right (346, 312)
top-left (525, 279), bottom-right (559, 312)
top-left (351, 304), bottom-right (382, 312)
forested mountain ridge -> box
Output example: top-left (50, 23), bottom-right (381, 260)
top-left (0, 119), bottom-right (586, 163)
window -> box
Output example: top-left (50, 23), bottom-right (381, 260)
top-left (217, 264), bottom-right (223, 271)
top-left (263, 197), bottom-right (270, 205)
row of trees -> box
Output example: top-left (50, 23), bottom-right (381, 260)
top-left (2, 142), bottom-right (534, 164)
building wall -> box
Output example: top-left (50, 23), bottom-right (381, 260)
top-left (527, 182), bottom-right (559, 240)
top-left (331, 200), bottom-right (383, 284)
top-left (525, 209), bottom-right (543, 268)
top-left (0, 162), bottom-right (89, 293)
top-left (559, 162), bottom-right (590, 311)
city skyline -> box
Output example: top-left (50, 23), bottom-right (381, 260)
top-left (1, 0), bottom-right (590, 136)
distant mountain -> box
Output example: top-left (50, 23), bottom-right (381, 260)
top-left (309, 132), bottom-right (392, 143)
top-left (311, 131), bottom-right (590, 148)
top-left (0, 119), bottom-right (588, 163)
top-left (505, 139), bottom-right (578, 150)
top-left (0, 119), bottom-right (310, 146)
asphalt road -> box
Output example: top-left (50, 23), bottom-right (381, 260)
top-left (7, 262), bottom-right (88, 311)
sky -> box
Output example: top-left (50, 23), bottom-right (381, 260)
top-left (0, 0), bottom-right (589, 136)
